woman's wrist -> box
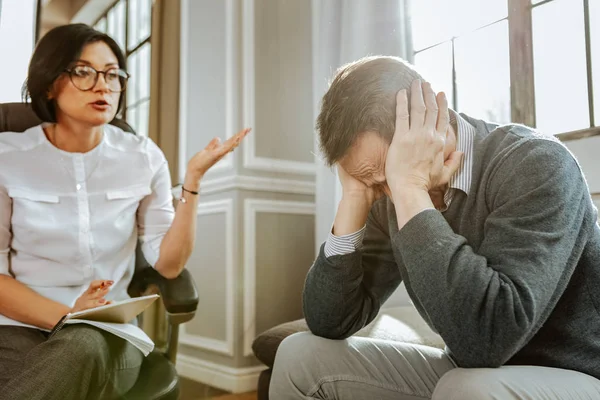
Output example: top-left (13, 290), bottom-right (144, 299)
top-left (184, 169), bottom-right (203, 192)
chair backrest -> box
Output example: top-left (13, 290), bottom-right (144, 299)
top-left (0, 102), bottom-right (136, 134)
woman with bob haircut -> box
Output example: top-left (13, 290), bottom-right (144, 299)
top-left (0, 23), bottom-right (249, 399)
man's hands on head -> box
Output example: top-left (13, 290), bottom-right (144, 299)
top-left (385, 80), bottom-right (463, 196)
top-left (330, 79), bottom-right (463, 236)
top-left (385, 80), bottom-right (463, 229)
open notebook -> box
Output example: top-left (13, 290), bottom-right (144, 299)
top-left (49, 294), bottom-right (160, 356)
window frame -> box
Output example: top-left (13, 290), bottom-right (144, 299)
top-left (412, 0), bottom-right (599, 140)
top-left (92, 0), bottom-right (152, 128)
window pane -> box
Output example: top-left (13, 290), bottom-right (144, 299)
top-left (127, 52), bottom-right (140, 106)
top-left (137, 100), bottom-right (150, 137)
top-left (94, 17), bottom-right (107, 33)
top-left (112, 0), bottom-right (126, 52)
top-left (454, 21), bottom-right (511, 123)
top-left (414, 42), bottom-right (454, 108)
top-left (128, 0), bottom-right (139, 50)
top-left (127, 106), bottom-right (138, 133)
top-left (0, 0), bottom-right (36, 102)
top-left (410, 0), bottom-right (507, 51)
top-left (533, 0), bottom-right (589, 134)
top-left (107, 6), bottom-right (117, 44)
top-left (139, 0), bottom-right (152, 43)
top-left (138, 43), bottom-right (151, 101)
top-left (591, 0), bottom-right (600, 125)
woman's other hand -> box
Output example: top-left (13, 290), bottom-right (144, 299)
top-left (70, 280), bottom-right (114, 314)
top-left (186, 128), bottom-right (251, 180)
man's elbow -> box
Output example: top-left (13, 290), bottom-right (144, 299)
top-left (449, 345), bottom-right (512, 369)
top-left (305, 315), bottom-right (348, 340)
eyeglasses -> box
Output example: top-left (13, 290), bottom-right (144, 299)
top-left (64, 65), bottom-right (130, 92)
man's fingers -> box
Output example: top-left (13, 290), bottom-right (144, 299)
top-left (423, 82), bottom-right (439, 131)
top-left (395, 89), bottom-right (410, 136)
top-left (410, 79), bottom-right (426, 128)
top-left (436, 92), bottom-right (450, 136)
top-left (441, 151), bottom-right (464, 183)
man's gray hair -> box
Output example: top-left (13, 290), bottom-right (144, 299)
top-left (317, 56), bottom-right (423, 166)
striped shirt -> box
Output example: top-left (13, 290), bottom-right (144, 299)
top-left (324, 111), bottom-right (476, 257)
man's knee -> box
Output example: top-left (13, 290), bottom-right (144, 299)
top-left (271, 332), bottom-right (337, 396)
top-left (273, 332), bottom-right (327, 373)
top-left (432, 368), bottom-right (501, 400)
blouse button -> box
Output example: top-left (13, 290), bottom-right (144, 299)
top-left (76, 184), bottom-right (82, 191)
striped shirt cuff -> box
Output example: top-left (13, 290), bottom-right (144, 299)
top-left (324, 226), bottom-right (366, 257)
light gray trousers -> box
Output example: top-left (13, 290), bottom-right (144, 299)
top-left (270, 332), bottom-right (600, 400)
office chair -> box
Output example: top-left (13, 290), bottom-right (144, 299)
top-left (0, 102), bottom-right (199, 400)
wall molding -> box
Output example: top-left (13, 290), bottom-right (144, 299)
top-left (179, 0), bottom-right (236, 183)
top-left (241, 0), bottom-right (317, 176)
top-left (176, 354), bottom-right (267, 394)
top-left (179, 199), bottom-right (235, 356)
top-left (199, 174), bottom-right (316, 196)
top-left (243, 199), bottom-right (316, 356)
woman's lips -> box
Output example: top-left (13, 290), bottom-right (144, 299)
top-left (90, 102), bottom-right (111, 111)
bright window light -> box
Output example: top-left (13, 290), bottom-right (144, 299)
top-left (0, 0), bottom-right (37, 103)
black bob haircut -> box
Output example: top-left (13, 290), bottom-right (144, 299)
top-left (23, 23), bottom-right (127, 122)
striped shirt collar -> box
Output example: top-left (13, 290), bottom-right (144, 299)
top-left (442, 110), bottom-right (476, 210)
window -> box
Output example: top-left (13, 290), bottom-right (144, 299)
top-left (411, 0), bottom-right (510, 124)
top-left (532, 0), bottom-right (596, 134)
top-left (0, 0), bottom-right (37, 103)
top-left (409, 0), bottom-right (598, 136)
top-left (94, 0), bottom-right (152, 137)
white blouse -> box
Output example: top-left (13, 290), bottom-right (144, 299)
top-left (0, 124), bottom-right (175, 329)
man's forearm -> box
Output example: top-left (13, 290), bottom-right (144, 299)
top-left (333, 195), bottom-right (372, 236)
top-left (392, 187), bottom-right (435, 230)
top-left (304, 247), bottom-right (379, 339)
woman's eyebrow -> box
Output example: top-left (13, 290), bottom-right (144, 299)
top-left (73, 60), bottom-right (119, 67)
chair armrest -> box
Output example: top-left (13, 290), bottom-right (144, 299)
top-left (129, 267), bottom-right (199, 316)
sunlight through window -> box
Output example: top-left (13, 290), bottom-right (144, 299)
top-left (0, 0), bottom-right (37, 103)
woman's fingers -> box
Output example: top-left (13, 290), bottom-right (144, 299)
top-left (215, 128), bottom-right (252, 156)
top-left (88, 286), bottom-right (110, 300)
top-left (224, 128), bottom-right (251, 148)
top-left (87, 280), bottom-right (113, 294)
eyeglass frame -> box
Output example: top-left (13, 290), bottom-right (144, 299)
top-left (63, 65), bottom-right (131, 93)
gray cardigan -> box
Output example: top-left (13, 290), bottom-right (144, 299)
top-left (304, 115), bottom-right (600, 379)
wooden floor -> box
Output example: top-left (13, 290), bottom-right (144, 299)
top-left (179, 377), bottom-right (257, 400)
